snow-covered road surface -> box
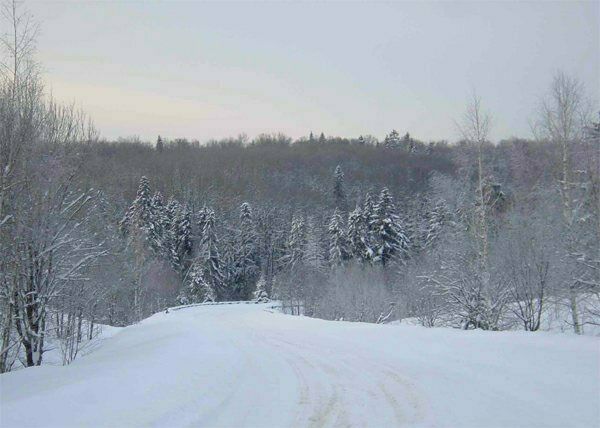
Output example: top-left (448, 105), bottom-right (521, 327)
top-left (1, 303), bottom-right (599, 428)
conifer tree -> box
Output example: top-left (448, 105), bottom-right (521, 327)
top-left (347, 206), bottom-right (368, 262)
top-left (198, 208), bottom-right (225, 301)
top-left (178, 262), bottom-right (207, 304)
top-left (384, 129), bottom-right (400, 149)
top-left (233, 203), bottom-right (260, 299)
top-left (328, 208), bottom-right (350, 267)
top-left (304, 217), bottom-right (326, 273)
top-left (170, 201), bottom-right (193, 274)
top-left (370, 188), bottom-right (410, 267)
top-left (286, 215), bottom-right (307, 269)
top-left (149, 191), bottom-right (167, 256)
top-left (425, 199), bottom-right (449, 250)
top-left (253, 273), bottom-right (269, 302)
top-left (120, 176), bottom-right (152, 236)
top-left (361, 192), bottom-right (377, 261)
top-left (333, 165), bottom-right (347, 211)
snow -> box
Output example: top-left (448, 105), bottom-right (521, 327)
top-left (1, 303), bottom-right (599, 428)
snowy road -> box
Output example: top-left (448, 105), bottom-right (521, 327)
top-left (1, 303), bottom-right (599, 428)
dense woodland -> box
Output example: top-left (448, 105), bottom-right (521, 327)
top-left (0, 2), bottom-right (598, 372)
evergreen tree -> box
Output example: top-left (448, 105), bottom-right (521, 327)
top-left (149, 191), bottom-right (167, 256)
top-left (425, 199), bottom-right (449, 250)
top-left (347, 206), bottom-right (368, 262)
top-left (319, 132), bottom-right (326, 143)
top-left (333, 165), bottom-right (347, 211)
top-left (198, 208), bottom-right (225, 301)
top-left (120, 176), bottom-right (152, 238)
top-left (383, 129), bottom-right (400, 149)
top-left (328, 208), bottom-right (350, 267)
top-left (370, 188), bottom-right (410, 267)
top-left (286, 215), bottom-right (307, 269)
top-left (170, 201), bottom-right (193, 274)
top-left (156, 135), bottom-right (164, 152)
top-left (178, 262), bottom-right (207, 304)
top-left (253, 273), bottom-right (269, 302)
top-left (233, 203), bottom-right (260, 299)
top-left (361, 192), bottom-right (377, 261)
top-left (304, 217), bottom-right (326, 273)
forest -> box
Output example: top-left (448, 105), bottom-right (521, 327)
top-left (0, 1), bottom-right (598, 373)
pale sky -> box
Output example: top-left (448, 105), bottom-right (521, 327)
top-left (29, 1), bottom-right (599, 142)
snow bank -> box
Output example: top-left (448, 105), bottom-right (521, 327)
top-left (1, 303), bottom-right (598, 427)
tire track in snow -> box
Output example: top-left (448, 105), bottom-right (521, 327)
top-left (257, 331), bottom-right (427, 427)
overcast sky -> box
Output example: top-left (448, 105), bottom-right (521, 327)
top-left (29, 1), bottom-right (598, 142)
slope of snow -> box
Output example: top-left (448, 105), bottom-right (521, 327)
top-left (1, 303), bottom-right (599, 428)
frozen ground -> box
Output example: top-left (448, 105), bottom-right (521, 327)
top-left (1, 303), bottom-right (599, 428)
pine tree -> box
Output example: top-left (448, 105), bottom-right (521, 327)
top-left (253, 273), bottom-right (269, 302)
top-left (120, 176), bottom-right (152, 236)
top-left (149, 191), bottom-right (167, 256)
top-left (401, 132), bottom-right (416, 153)
top-left (319, 132), bottom-right (326, 143)
top-left (425, 199), bottom-right (449, 250)
top-left (361, 192), bottom-right (377, 261)
top-left (286, 215), bottom-right (307, 269)
top-left (233, 202), bottom-right (260, 299)
top-left (156, 135), bottom-right (164, 153)
top-left (370, 188), bottom-right (410, 267)
top-left (328, 208), bottom-right (350, 267)
top-left (384, 129), bottom-right (400, 149)
top-left (333, 165), bottom-right (347, 211)
top-left (119, 176), bottom-right (154, 319)
top-left (178, 262), bottom-right (207, 304)
top-left (198, 208), bottom-right (225, 301)
top-left (304, 217), bottom-right (326, 273)
top-left (347, 206), bottom-right (368, 262)
top-left (170, 201), bottom-right (193, 274)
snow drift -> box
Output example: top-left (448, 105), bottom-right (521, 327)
top-left (1, 303), bottom-right (598, 428)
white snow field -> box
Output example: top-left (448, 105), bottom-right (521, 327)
top-left (1, 303), bottom-right (599, 428)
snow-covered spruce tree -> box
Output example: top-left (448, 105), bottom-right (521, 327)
top-left (383, 129), bottom-right (401, 149)
top-left (303, 217), bottom-right (326, 273)
top-left (178, 261), bottom-right (215, 304)
top-left (329, 208), bottom-right (350, 267)
top-left (119, 177), bottom-right (162, 319)
top-left (232, 202), bottom-right (260, 299)
top-left (169, 201), bottom-right (193, 277)
top-left (149, 191), bottom-right (168, 257)
top-left (286, 214), bottom-right (307, 269)
top-left (347, 206), bottom-right (369, 263)
top-left (120, 176), bottom-right (153, 236)
top-left (253, 273), bottom-right (269, 302)
top-left (254, 207), bottom-right (284, 298)
top-left (275, 215), bottom-right (309, 313)
top-left (156, 135), bottom-right (164, 153)
top-left (370, 188), bottom-right (410, 267)
top-left (361, 193), bottom-right (377, 262)
top-left (425, 198), bottom-right (449, 250)
top-left (333, 165), bottom-right (347, 211)
top-left (164, 198), bottom-right (181, 268)
top-left (197, 208), bottom-right (225, 301)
